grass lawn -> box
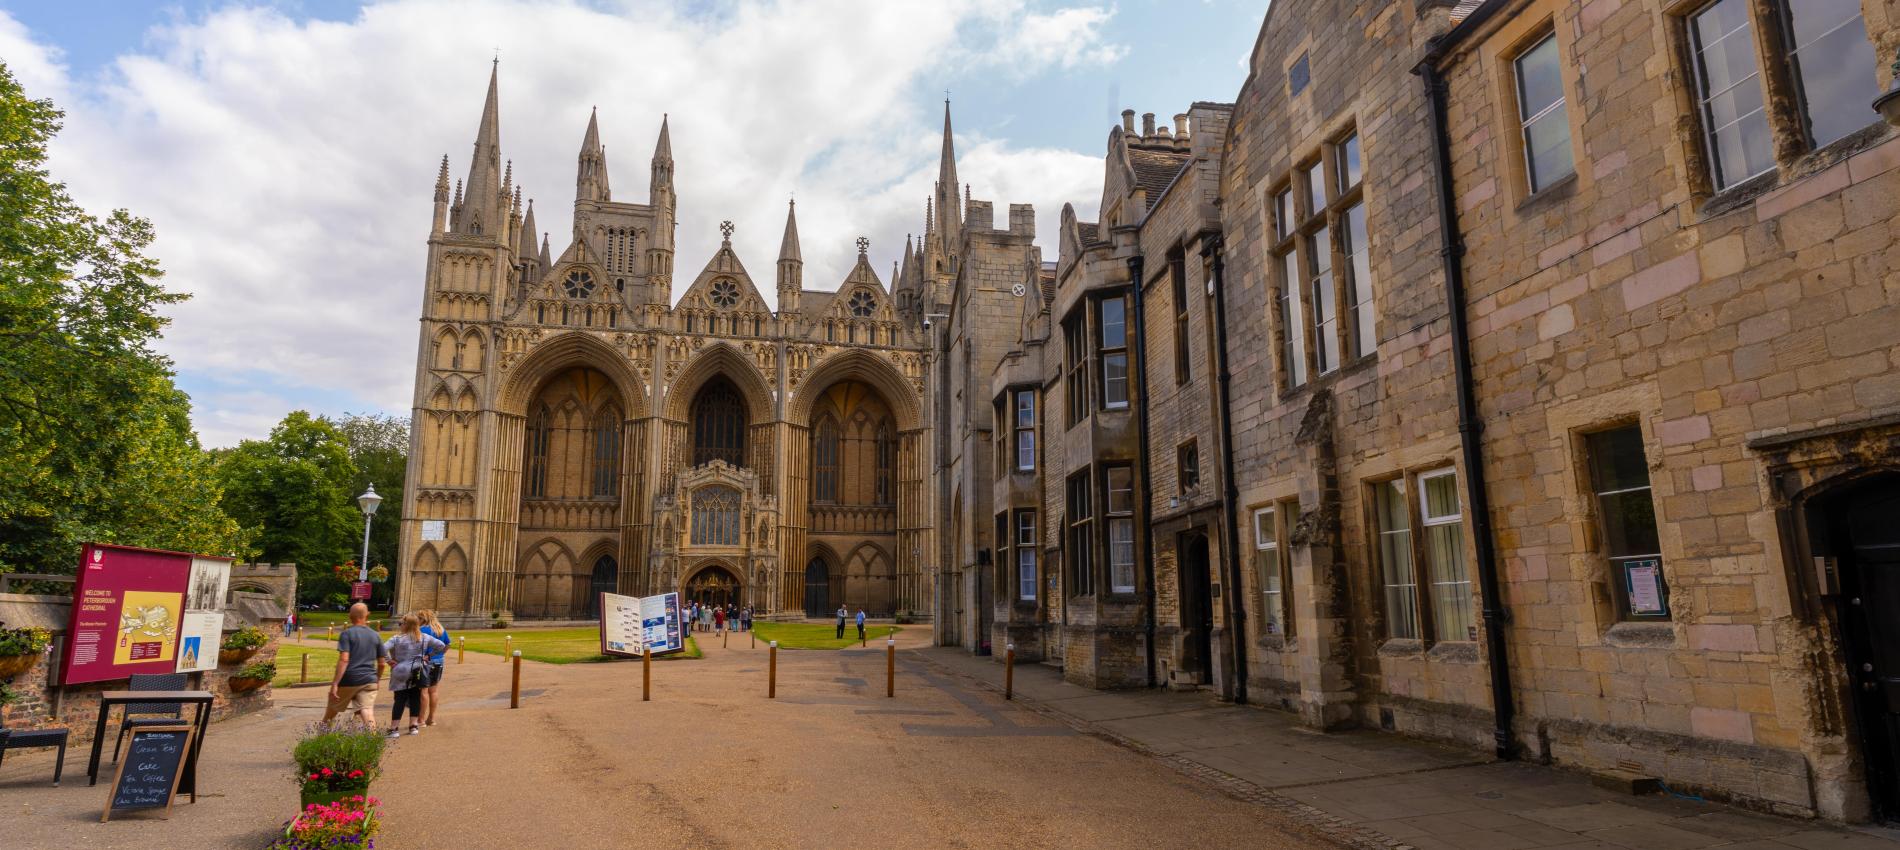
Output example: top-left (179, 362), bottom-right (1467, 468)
top-left (454, 628), bottom-right (702, 664)
top-left (274, 643), bottom-right (338, 687)
top-left (750, 622), bottom-right (899, 650)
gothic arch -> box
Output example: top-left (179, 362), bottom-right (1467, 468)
top-left (664, 341), bottom-right (773, 423)
top-left (500, 331), bottom-right (648, 417)
top-left (788, 348), bottom-right (919, 431)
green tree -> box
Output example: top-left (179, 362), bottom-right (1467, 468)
top-left (334, 412), bottom-right (409, 605)
top-left (0, 60), bottom-right (248, 574)
top-left (215, 411), bottom-right (360, 603)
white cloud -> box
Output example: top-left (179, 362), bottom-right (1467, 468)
top-left (0, 0), bottom-right (1116, 446)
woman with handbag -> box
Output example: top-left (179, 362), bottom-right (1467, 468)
top-left (382, 613), bottom-right (445, 739)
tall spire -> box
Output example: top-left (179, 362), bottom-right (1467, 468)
top-left (770, 198), bottom-right (799, 263)
top-left (933, 99), bottom-right (961, 247)
top-left (518, 199), bottom-right (537, 257)
top-left (577, 107), bottom-right (609, 203)
top-left (461, 61), bottom-right (503, 237)
top-left (653, 113), bottom-right (672, 163)
top-left (433, 155), bottom-right (450, 203)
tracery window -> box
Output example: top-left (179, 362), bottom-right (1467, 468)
top-left (848, 290), bottom-right (876, 318)
top-left (814, 416), bottom-right (840, 503)
top-left (563, 270), bottom-right (596, 299)
top-left (690, 485), bottom-right (741, 546)
top-left (691, 378), bottom-right (748, 467)
top-left (590, 406), bottom-right (620, 498)
top-left (710, 278), bottom-right (739, 309)
top-left (525, 405), bottom-right (552, 497)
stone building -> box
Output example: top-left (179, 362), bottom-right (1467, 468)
top-left (396, 64), bottom-right (938, 625)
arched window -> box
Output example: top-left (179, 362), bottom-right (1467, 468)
top-left (814, 416), bottom-right (840, 503)
top-left (875, 420), bottom-right (895, 505)
top-left (691, 485), bottom-right (741, 546)
top-left (591, 406), bottom-right (620, 497)
top-left (525, 405), bottom-right (552, 497)
top-left (692, 378), bottom-right (748, 467)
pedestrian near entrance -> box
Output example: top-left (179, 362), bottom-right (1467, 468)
top-left (383, 613), bottom-right (445, 739)
top-left (836, 605), bottom-right (848, 639)
top-left (714, 606), bottom-right (726, 633)
top-left (419, 609), bottom-right (449, 727)
top-left (322, 603), bottom-right (388, 728)
top-left (856, 608), bottom-right (867, 641)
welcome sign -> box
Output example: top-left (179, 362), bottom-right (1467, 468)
top-left (64, 544), bottom-right (232, 685)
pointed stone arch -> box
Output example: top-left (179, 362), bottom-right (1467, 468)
top-left (499, 331), bottom-right (648, 418)
top-left (788, 349), bottom-right (920, 431)
top-left (664, 342), bottom-right (774, 423)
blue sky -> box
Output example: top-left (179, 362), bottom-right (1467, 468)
top-left (0, 0), bottom-right (1267, 446)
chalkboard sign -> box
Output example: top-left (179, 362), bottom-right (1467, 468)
top-left (102, 725), bottom-right (194, 821)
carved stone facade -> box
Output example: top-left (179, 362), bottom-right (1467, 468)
top-left (397, 66), bottom-right (937, 625)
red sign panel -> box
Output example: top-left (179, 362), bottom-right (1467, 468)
top-left (64, 543), bottom-right (195, 685)
top-left (350, 581), bottom-right (372, 601)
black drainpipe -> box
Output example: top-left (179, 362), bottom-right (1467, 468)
top-left (1418, 50), bottom-right (1514, 760)
top-left (1205, 232), bottom-right (1248, 705)
top-left (1127, 253), bottom-right (1158, 689)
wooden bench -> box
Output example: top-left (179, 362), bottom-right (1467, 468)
top-left (0, 728), bottom-right (69, 785)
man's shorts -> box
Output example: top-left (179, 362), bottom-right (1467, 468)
top-left (327, 681), bottom-right (379, 715)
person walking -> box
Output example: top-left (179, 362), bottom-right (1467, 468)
top-left (382, 613), bottom-right (445, 739)
top-left (835, 605), bottom-right (848, 640)
top-left (856, 607), bottom-right (867, 641)
top-left (714, 605), bottom-right (726, 634)
top-left (321, 603), bottom-right (388, 729)
top-left (418, 609), bottom-right (450, 727)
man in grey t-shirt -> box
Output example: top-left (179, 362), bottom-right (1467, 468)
top-left (322, 603), bottom-right (388, 728)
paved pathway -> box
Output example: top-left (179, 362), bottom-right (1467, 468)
top-left (917, 646), bottom-right (1900, 850)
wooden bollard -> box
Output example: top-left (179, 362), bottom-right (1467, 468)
top-left (457, 636), bottom-right (465, 664)
top-left (300, 652), bottom-right (309, 684)
top-left (503, 635), bottom-right (512, 661)
top-left (768, 641), bottom-right (778, 699)
top-left (750, 628), bottom-right (755, 649)
top-left (886, 636), bottom-right (895, 698)
top-left (510, 650), bottom-right (522, 709)
top-left (1005, 644), bottom-right (1015, 701)
top-left (642, 646), bottom-right (652, 702)
top-left (723, 628), bottom-right (728, 648)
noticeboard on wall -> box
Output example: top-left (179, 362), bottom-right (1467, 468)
top-left (63, 543), bottom-right (233, 685)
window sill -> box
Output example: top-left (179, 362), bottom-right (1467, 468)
top-left (1426, 641), bottom-right (1481, 664)
top-left (1603, 620), bottom-right (1676, 649)
top-left (1256, 634), bottom-right (1295, 652)
top-left (1699, 123), bottom-right (1892, 221)
top-left (1513, 172), bottom-right (1578, 214)
top-left (1377, 638), bottom-right (1424, 658)
top-left (1697, 169), bottom-right (1780, 219)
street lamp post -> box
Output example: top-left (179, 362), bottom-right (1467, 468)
top-left (357, 484), bottom-right (383, 587)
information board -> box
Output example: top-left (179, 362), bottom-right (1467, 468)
top-left (350, 581), bottom-right (372, 601)
top-left (599, 591), bottom-right (684, 657)
top-left (103, 725), bottom-right (194, 821)
top-left (175, 557), bottom-right (230, 674)
top-left (65, 544), bottom-right (228, 685)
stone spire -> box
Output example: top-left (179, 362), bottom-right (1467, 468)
top-left (431, 154), bottom-right (451, 234)
top-left (647, 114), bottom-right (675, 301)
top-left (776, 198), bottom-right (802, 315)
top-left (577, 107), bottom-right (609, 203)
top-left (778, 198), bottom-right (801, 263)
top-left (932, 99), bottom-right (961, 249)
top-left (460, 61), bottom-right (502, 237)
top-left (518, 199), bottom-right (538, 258)
top-left (539, 233), bottom-right (551, 268)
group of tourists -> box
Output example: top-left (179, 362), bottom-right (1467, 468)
top-left (319, 602), bottom-right (451, 740)
top-left (687, 600), bottom-right (751, 633)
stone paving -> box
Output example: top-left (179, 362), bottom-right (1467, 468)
top-left (916, 647), bottom-right (1900, 850)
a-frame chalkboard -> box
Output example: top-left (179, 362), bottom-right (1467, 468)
top-left (102, 724), bottom-right (195, 822)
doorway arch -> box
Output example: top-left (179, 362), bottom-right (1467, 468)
top-left (585, 555), bottom-right (617, 618)
top-left (803, 557), bottom-right (831, 618)
top-left (684, 563), bottom-right (743, 609)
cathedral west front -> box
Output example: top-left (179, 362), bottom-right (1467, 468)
top-left (395, 63), bottom-right (975, 625)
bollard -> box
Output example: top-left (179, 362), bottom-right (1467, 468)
top-left (768, 640), bottom-right (778, 699)
top-left (300, 652), bottom-right (309, 684)
top-left (886, 636), bottom-right (895, 698)
top-left (458, 636), bottom-right (465, 665)
top-left (510, 650), bottom-right (522, 709)
top-left (1005, 643), bottom-right (1015, 701)
top-left (503, 635), bottom-right (512, 661)
top-left (723, 628), bottom-right (728, 649)
top-left (750, 628), bottom-right (755, 649)
top-left (643, 646), bottom-right (652, 702)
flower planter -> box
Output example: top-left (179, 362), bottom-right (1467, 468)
top-left (299, 787), bottom-right (369, 808)
top-left (277, 796), bottom-right (379, 850)
top-left (0, 653), bottom-right (40, 679)
top-left (218, 646), bottom-right (259, 666)
top-left (228, 676), bottom-right (268, 694)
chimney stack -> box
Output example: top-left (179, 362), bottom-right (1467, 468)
top-left (1121, 109), bottom-right (1136, 133)
top-left (1174, 113), bottom-right (1190, 142)
top-left (1141, 112), bottom-right (1156, 139)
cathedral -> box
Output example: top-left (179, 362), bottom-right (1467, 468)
top-left (395, 63), bottom-right (962, 624)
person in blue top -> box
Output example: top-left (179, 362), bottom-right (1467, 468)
top-left (418, 609), bottom-right (450, 728)
top-left (855, 607), bottom-right (867, 641)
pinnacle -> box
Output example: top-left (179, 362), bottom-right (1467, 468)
top-left (778, 197), bottom-right (801, 263)
top-left (653, 113), bottom-right (672, 162)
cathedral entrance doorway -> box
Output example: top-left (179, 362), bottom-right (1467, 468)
top-left (685, 563), bottom-right (743, 609)
top-left (803, 557), bottom-right (831, 618)
top-left (584, 555), bottom-right (617, 618)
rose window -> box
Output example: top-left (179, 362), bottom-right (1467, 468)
top-left (848, 290), bottom-right (876, 318)
top-left (563, 270), bottom-right (596, 299)
top-left (710, 279), bottom-right (739, 309)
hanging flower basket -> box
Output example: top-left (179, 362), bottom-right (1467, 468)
top-left (0, 653), bottom-right (39, 679)
top-left (0, 624), bottom-right (51, 679)
top-left (229, 661), bottom-right (275, 693)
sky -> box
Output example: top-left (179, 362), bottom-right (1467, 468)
top-left (0, 0), bottom-right (1266, 447)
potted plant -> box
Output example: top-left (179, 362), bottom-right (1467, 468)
top-left (270, 795), bottom-right (381, 850)
top-left (229, 660), bottom-right (275, 693)
top-left (0, 622), bottom-right (51, 679)
top-left (292, 723), bottom-right (385, 808)
top-left (219, 626), bottom-right (268, 665)
top-left (367, 565), bottom-right (389, 583)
